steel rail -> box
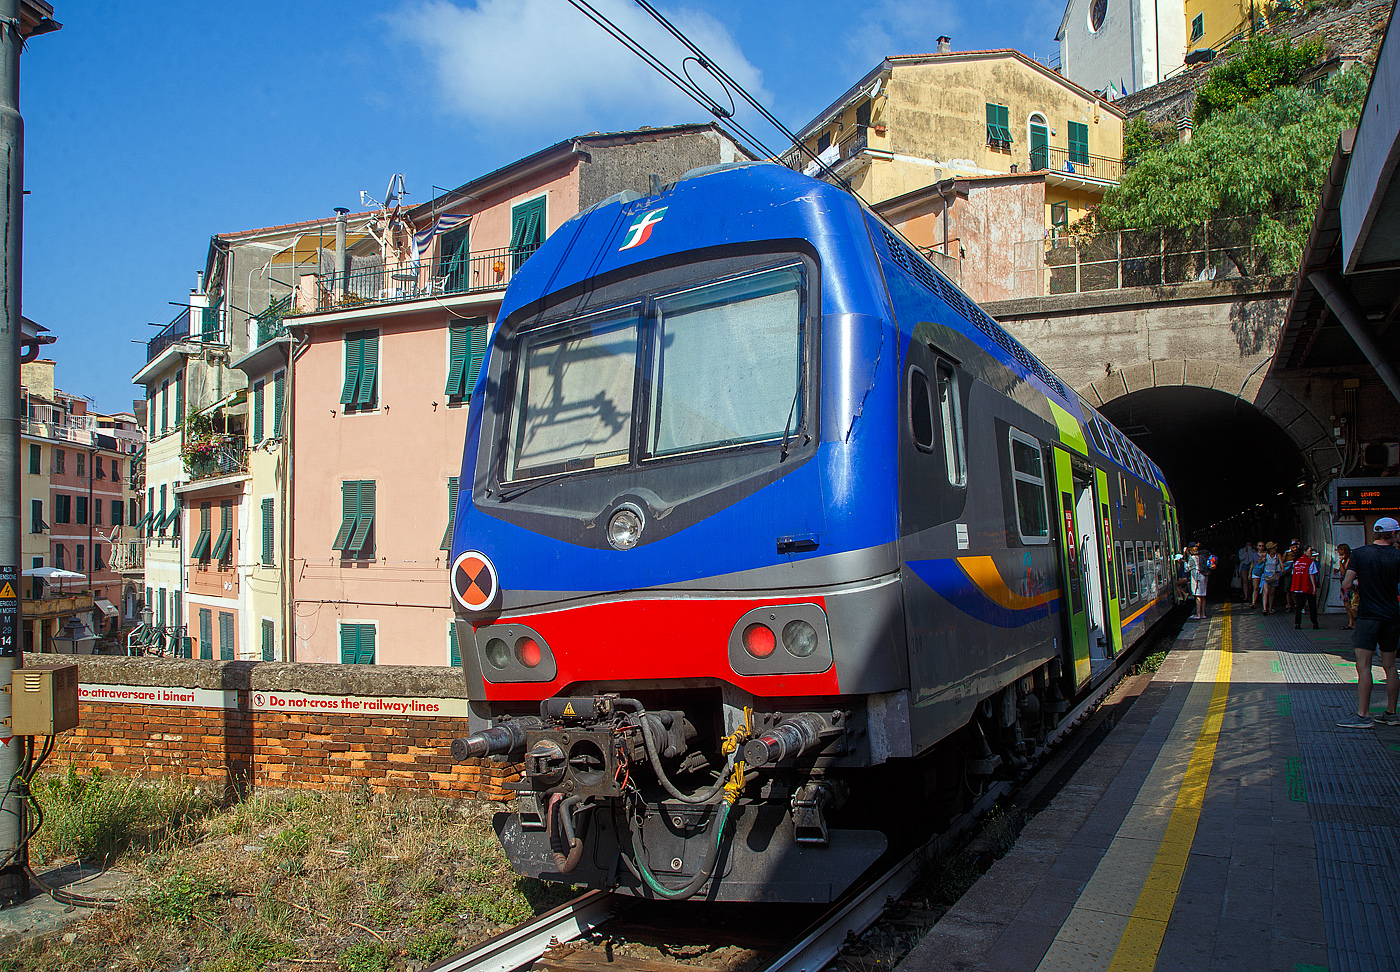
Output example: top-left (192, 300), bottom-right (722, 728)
top-left (423, 889), bottom-right (622, 972)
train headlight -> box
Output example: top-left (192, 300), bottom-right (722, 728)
top-left (607, 504), bottom-right (644, 550)
top-left (782, 619), bottom-right (818, 657)
top-left (483, 637), bottom-right (510, 669)
top-left (515, 637), bottom-right (542, 668)
top-left (742, 623), bottom-right (777, 658)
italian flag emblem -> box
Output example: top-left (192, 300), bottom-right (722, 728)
top-left (619, 207), bottom-right (667, 251)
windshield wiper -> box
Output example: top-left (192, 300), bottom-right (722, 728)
top-left (497, 472), bottom-right (572, 500)
top-left (779, 381), bottom-right (802, 461)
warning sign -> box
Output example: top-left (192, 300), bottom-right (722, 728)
top-left (0, 565), bottom-right (16, 658)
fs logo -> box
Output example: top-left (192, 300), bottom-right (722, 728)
top-left (619, 207), bottom-right (667, 251)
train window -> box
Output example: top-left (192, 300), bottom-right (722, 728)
top-left (908, 367), bottom-right (935, 452)
top-left (1086, 416), bottom-right (1107, 454)
top-left (935, 361), bottom-right (966, 485)
top-left (1126, 543), bottom-right (1138, 601)
top-left (649, 266), bottom-right (804, 457)
top-left (1137, 542), bottom-right (1148, 595)
top-left (1115, 541), bottom-right (1127, 606)
top-left (508, 310), bottom-right (641, 480)
top-left (1007, 429), bottom-right (1049, 543)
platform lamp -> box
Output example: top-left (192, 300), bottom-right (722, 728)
top-left (52, 616), bottom-right (97, 656)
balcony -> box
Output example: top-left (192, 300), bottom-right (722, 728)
top-left (109, 535), bottom-right (144, 573)
top-left (146, 308), bottom-right (191, 362)
top-left (183, 433), bottom-right (248, 481)
top-left (20, 416), bottom-right (98, 445)
top-left (1029, 145), bottom-right (1122, 183)
top-left (305, 244), bottom-right (539, 312)
top-left (837, 126), bottom-right (869, 163)
top-left (23, 592), bottom-right (94, 622)
top-left (127, 623), bottom-right (189, 658)
top-left (254, 293), bottom-right (292, 347)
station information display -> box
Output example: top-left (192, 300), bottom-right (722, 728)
top-left (1337, 482), bottom-right (1400, 514)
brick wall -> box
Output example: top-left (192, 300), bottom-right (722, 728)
top-left (31, 654), bottom-right (520, 801)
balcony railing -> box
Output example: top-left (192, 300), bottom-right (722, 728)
top-left (837, 126), bottom-right (869, 163)
top-left (146, 308), bottom-right (191, 362)
top-left (127, 623), bottom-right (189, 658)
top-left (306, 244), bottom-right (540, 312)
top-left (184, 434), bottom-right (248, 481)
top-left (1029, 145), bottom-right (1122, 183)
top-left (20, 416), bottom-right (98, 445)
top-left (254, 293), bottom-right (293, 347)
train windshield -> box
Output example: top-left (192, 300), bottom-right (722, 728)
top-left (505, 263), bottom-right (806, 482)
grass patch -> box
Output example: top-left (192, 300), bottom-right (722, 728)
top-left (5, 777), bottom-right (543, 971)
top-left (1133, 650), bottom-right (1168, 676)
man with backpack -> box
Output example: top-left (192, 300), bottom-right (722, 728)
top-left (1337, 518), bottom-right (1400, 729)
top-left (1292, 545), bottom-right (1319, 630)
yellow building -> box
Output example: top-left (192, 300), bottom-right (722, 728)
top-left (785, 43), bottom-right (1126, 233)
top-left (1185, 0), bottom-right (1279, 60)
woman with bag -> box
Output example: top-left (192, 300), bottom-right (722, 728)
top-left (1261, 541), bottom-right (1281, 614)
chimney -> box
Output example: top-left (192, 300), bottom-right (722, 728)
top-left (936, 36), bottom-right (952, 53)
top-left (1176, 118), bottom-right (1193, 143)
top-left (195, 271), bottom-right (204, 294)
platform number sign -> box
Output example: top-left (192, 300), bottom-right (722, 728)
top-left (0, 565), bottom-right (16, 657)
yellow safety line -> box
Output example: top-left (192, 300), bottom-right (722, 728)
top-left (1105, 604), bottom-right (1232, 972)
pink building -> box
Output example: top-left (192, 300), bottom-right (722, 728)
top-left (287, 125), bottom-right (751, 666)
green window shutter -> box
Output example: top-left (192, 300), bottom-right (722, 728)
top-left (340, 332), bottom-right (363, 405)
top-left (1068, 121), bottom-right (1089, 163)
top-left (253, 379), bottom-right (265, 442)
top-left (356, 332), bottom-right (379, 407)
top-left (446, 324), bottom-right (468, 397)
top-left (441, 476), bottom-right (459, 551)
top-left (199, 609), bottom-right (212, 658)
top-left (998, 105), bottom-right (1010, 140)
top-left (348, 481), bottom-right (375, 556)
top-left (273, 371), bottom-right (285, 437)
top-left (219, 612), bottom-right (234, 660)
top-left (192, 502), bottom-right (212, 562)
top-left (113, 500), bottom-right (123, 526)
top-left (161, 381), bottom-right (169, 433)
top-left (176, 372), bottom-right (184, 426)
top-left (449, 623), bottom-right (461, 667)
top-left (169, 496), bottom-right (182, 536)
top-left (466, 319), bottom-right (487, 392)
top-left (202, 303), bottom-right (219, 341)
top-left (157, 487), bottom-right (167, 536)
top-left (340, 624), bottom-right (357, 664)
top-left (158, 588), bottom-right (167, 626)
top-left (261, 498), bottom-right (275, 566)
top-left (174, 591), bottom-right (182, 634)
top-left (27, 445), bottom-right (38, 475)
top-left (333, 481), bottom-right (359, 551)
top-left (359, 625), bottom-right (376, 664)
top-left (212, 500), bottom-right (233, 563)
top-left (261, 619), bottom-right (275, 662)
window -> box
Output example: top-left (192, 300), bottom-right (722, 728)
top-left (94, 499), bottom-right (102, 526)
top-left (30, 500), bottom-right (44, 534)
top-left (261, 497), bottom-right (275, 566)
top-left (76, 496), bottom-right (88, 525)
top-left (1190, 13), bottom-right (1204, 41)
top-left (161, 380), bottom-right (169, 434)
top-left (1009, 429), bottom-right (1049, 543)
top-left (112, 499), bottom-right (124, 527)
top-left (816, 131), bottom-right (831, 154)
top-left (173, 591), bottom-right (182, 637)
top-left (112, 459), bottom-right (121, 481)
top-left (1029, 115), bottom-right (1048, 171)
top-left (1090, 0), bottom-right (1107, 31)
top-left (261, 619), bottom-right (275, 662)
top-left (27, 444), bottom-right (39, 475)
top-left (202, 302), bottom-right (220, 341)
top-left (273, 370), bottom-right (285, 438)
top-left (936, 361), bottom-right (966, 485)
top-left (129, 498), bottom-right (138, 529)
top-left (54, 543), bottom-right (64, 570)
top-left (54, 449), bottom-right (64, 474)
top-left (199, 609), bottom-right (213, 659)
top-left (340, 330), bottom-right (379, 411)
top-left (1137, 542), bottom-right (1148, 595)
top-left (333, 481), bottom-right (375, 558)
top-left (439, 225), bottom-right (470, 294)
top-left (985, 103), bottom-right (1012, 146)
top-left (157, 485), bottom-right (167, 536)
top-left (449, 622), bottom-right (461, 667)
top-left (95, 456), bottom-right (105, 480)
top-left (157, 587), bottom-right (166, 626)
top-left (192, 501), bottom-right (212, 563)
top-left (445, 318), bottom-right (488, 401)
top-left (219, 612), bottom-right (234, 660)
top-left (175, 371), bottom-right (184, 424)
top-left (93, 544), bottom-right (104, 571)
top-left (54, 494), bottom-right (70, 524)
top-left (146, 486), bottom-right (154, 535)
top-left (253, 379), bottom-right (265, 442)
top-left (909, 367), bottom-right (935, 451)
top-left (75, 544), bottom-right (84, 572)
top-left (509, 196), bottom-right (546, 270)
top-left (1068, 121), bottom-right (1089, 165)
top-left (441, 477), bottom-right (459, 551)
top-left (1126, 543), bottom-right (1139, 600)
top-left (340, 623), bottom-right (376, 665)
top-left (76, 452), bottom-right (85, 479)
top-left (1116, 541), bottom-right (1126, 606)
top-left (212, 499), bottom-right (234, 566)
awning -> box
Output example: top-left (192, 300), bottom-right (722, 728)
top-left (94, 599), bottom-right (118, 618)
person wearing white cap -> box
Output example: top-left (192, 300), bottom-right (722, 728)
top-left (1337, 516), bottom-right (1400, 728)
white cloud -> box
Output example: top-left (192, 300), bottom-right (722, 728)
top-left (399, 0), bottom-right (770, 132)
top-left (840, 0), bottom-right (962, 69)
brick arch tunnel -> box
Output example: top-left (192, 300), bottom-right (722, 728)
top-left (1078, 359), bottom-right (1344, 599)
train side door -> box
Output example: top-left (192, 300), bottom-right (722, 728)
top-left (1052, 446), bottom-right (1092, 687)
top-left (1095, 467), bottom-right (1124, 656)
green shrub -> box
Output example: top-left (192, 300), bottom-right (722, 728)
top-left (339, 941), bottom-right (393, 972)
top-left (1195, 35), bottom-right (1325, 123)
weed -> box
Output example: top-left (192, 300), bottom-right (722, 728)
top-left (922, 851), bottom-right (981, 904)
top-left (265, 823), bottom-right (312, 859)
top-left (1133, 650), bottom-right (1168, 675)
top-left (339, 941), bottom-right (393, 972)
top-left (981, 806), bottom-right (1029, 860)
top-left (406, 927), bottom-right (457, 960)
top-left (143, 867), bottom-right (222, 923)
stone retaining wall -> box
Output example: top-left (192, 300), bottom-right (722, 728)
top-left (28, 654), bottom-right (519, 801)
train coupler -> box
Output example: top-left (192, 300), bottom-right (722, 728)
top-left (790, 780), bottom-right (846, 845)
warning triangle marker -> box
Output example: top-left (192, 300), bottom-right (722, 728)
top-left (563, 702), bottom-right (576, 717)
top-left (0, 583), bottom-right (14, 599)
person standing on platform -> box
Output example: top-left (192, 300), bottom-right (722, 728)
top-left (1261, 542), bottom-right (1281, 614)
top-left (1337, 517), bottom-right (1400, 728)
top-left (1186, 542), bottom-right (1209, 620)
top-left (1292, 545), bottom-right (1319, 630)
top-left (1238, 540), bottom-right (1257, 602)
top-left (1251, 542), bottom-right (1267, 609)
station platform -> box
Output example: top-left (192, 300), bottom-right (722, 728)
top-left (898, 605), bottom-right (1400, 972)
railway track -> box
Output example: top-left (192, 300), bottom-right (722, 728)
top-left (427, 613), bottom-right (1182, 972)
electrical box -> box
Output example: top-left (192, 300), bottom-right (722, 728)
top-left (10, 665), bottom-right (80, 736)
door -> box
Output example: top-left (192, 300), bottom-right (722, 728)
top-left (1075, 472), bottom-right (1108, 670)
top-left (1095, 468), bottom-right (1124, 656)
top-left (1053, 447), bottom-right (1091, 687)
top-left (1030, 122), bottom-right (1049, 171)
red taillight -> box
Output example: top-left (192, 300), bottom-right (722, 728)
top-left (515, 637), bottom-right (542, 668)
top-left (742, 623), bottom-right (776, 658)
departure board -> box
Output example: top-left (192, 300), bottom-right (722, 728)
top-left (1337, 483), bottom-right (1400, 513)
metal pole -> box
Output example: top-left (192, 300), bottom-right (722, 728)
top-left (1309, 270), bottom-right (1400, 408)
top-left (334, 208), bottom-right (348, 300)
top-left (0, 0), bottom-right (26, 904)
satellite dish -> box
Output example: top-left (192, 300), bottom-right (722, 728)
top-left (384, 173), bottom-right (408, 209)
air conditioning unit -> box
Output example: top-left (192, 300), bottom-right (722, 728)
top-left (1359, 441), bottom-right (1400, 471)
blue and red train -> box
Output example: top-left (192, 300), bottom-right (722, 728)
top-left (445, 162), bottom-right (1179, 902)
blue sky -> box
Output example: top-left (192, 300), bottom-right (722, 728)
top-left (23, 0), bottom-right (1064, 413)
